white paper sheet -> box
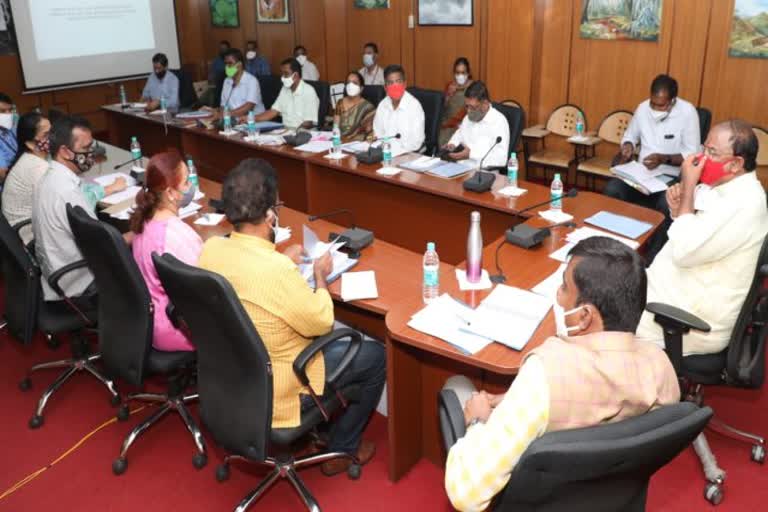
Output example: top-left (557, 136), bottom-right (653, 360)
top-left (407, 294), bottom-right (494, 355)
top-left (455, 268), bottom-right (493, 291)
top-left (341, 271), bottom-right (379, 302)
top-left (531, 264), bottom-right (567, 299)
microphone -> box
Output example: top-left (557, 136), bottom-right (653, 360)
top-left (308, 208), bottom-right (374, 258)
top-left (355, 133), bottom-right (401, 165)
top-left (490, 189), bottom-right (579, 283)
top-left (113, 156), bottom-right (141, 170)
top-left (478, 136), bottom-right (503, 171)
top-left (463, 135), bottom-right (503, 193)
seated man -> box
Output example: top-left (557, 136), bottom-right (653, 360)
top-left (441, 81), bottom-right (509, 168)
top-left (373, 65), bottom-right (425, 155)
top-left (359, 42), bottom-right (384, 86)
top-left (636, 120), bottom-right (768, 356)
top-left (294, 45), bottom-right (320, 81)
top-left (245, 40), bottom-right (270, 77)
top-left (140, 53), bottom-right (180, 112)
top-left (444, 237), bottom-right (680, 512)
top-left (0, 92), bottom-right (18, 185)
top-left (217, 48), bottom-right (265, 118)
top-left (255, 58), bottom-right (319, 130)
top-left (198, 158), bottom-right (385, 476)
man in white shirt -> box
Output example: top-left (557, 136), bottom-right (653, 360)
top-left (636, 120), bottom-right (768, 356)
top-left (217, 48), bottom-right (265, 118)
top-left (294, 45), bottom-right (320, 81)
top-left (442, 81), bottom-right (509, 168)
top-left (359, 42), bottom-right (384, 86)
top-left (140, 53), bottom-right (179, 112)
top-left (255, 58), bottom-right (319, 129)
top-left (373, 65), bottom-right (425, 155)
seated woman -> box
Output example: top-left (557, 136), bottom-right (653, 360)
top-left (2, 112), bottom-right (51, 246)
top-left (334, 71), bottom-right (375, 142)
top-left (130, 150), bottom-right (203, 352)
top-left (438, 57), bottom-right (474, 147)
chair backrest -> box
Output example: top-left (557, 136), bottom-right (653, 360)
top-left (500, 99), bottom-right (523, 110)
top-left (362, 85), bottom-right (386, 108)
top-left (329, 82), bottom-right (345, 109)
top-left (305, 79), bottom-right (331, 127)
top-left (257, 74), bottom-right (283, 111)
top-left (0, 213), bottom-right (40, 345)
top-left (171, 68), bottom-right (199, 110)
top-left (545, 104), bottom-right (586, 137)
top-left (754, 126), bottom-right (768, 167)
top-left (597, 110), bottom-right (633, 145)
top-left (66, 205), bottom-right (153, 387)
top-left (153, 253), bottom-right (273, 462)
top-left (407, 86), bottom-right (444, 156)
top-left (493, 101), bottom-right (526, 158)
top-left (697, 107), bottom-right (712, 144)
top-left (496, 402), bottom-right (712, 511)
top-left (724, 234), bottom-right (768, 387)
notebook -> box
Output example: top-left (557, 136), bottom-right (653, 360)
top-left (585, 211), bottom-right (653, 240)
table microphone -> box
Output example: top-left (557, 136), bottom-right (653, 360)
top-left (113, 156), bottom-right (141, 171)
top-left (463, 136), bottom-right (503, 193)
top-left (356, 133), bottom-right (401, 165)
top-left (308, 208), bottom-right (374, 258)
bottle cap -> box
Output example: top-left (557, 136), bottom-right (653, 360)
top-left (471, 211), bottom-right (480, 222)
top-left (554, 173), bottom-right (561, 180)
top-left (131, 136), bottom-right (137, 142)
top-left (187, 159), bottom-right (194, 166)
top-left (510, 152), bottom-right (516, 159)
top-left (427, 242), bottom-right (435, 252)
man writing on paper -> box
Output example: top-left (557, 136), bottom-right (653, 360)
top-left (636, 120), bottom-right (768, 356)
top-left (141, 53), bottom-right (179, 113)
top-left (198, 158), bottom-right (385, 477)
top-left (441, 81), bottom-right (509, 168)
top-left (443, 237), bottom-right (679, 512)
top-left (254, 58), bottom-right (319, 130)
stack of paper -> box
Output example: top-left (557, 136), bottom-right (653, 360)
top-left (294, 140), bottom-right (334, 153)
top-left (531, 264), bottom-right (566, 299)
top-left (340, 141), bottom-right (370, 153)
top-left (101, 186), bottom-right (141, 206)
top-left (245, 134), bottom-right (284, 145)
top-left (407, 294), bottom-right (494, 355)
top-left (299, 225), bottom-right (357, 286)
top-left (179, 202), bottom-right (203, 219)
top-left (341, 271), bottom-right (379, 302)
top-left (428, 161), bottom-right (474, 179)
top-left (194, 213), bottom-right (225, 226)
top-left (611, 161), bottom-right (668, 195)
top-left (566, 226), bottom-right (639, 249)
top-left (176, 110), bottom-right (212, 119)
top-left (585, 211), bottom-right (652, 239)
top-left (399, 156), bottom-right (442, 172)
top-left (539, 209), bottom-right (574, 224)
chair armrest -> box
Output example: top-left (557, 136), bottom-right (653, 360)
top-left (293, 328), bottom-right (362, 387)
top-left (522, 125), bottom-right (550, 139)
top-left (166, 303), bottom-right (181, 330)
top-left (438, 389), bottom-right (466, 452)
top-left (12, 218), bottom-right (32, 235)
top-left (646, 303), bottom-right (711, 333)
top-left (48, 260), bottom-right (90, 298)
top-left (760, 264), bottom-right (768, 277)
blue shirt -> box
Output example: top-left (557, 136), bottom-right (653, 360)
top-left (246, 56), bottom-right (271, 77)
top-left (141, 72), bottom-right (180, 110)
top-left (0, 127), bottom-right (18, 171)
top-left (209, 56), bottom-right (226, 83)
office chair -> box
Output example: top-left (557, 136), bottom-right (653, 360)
top-left (646, 237), bottom-right (768, 505)
top-left (407, 86), bottom-right (443, 156)
top-left (697, 107), bottom-right (712, 143)
top-left (306, 79), bottom-right (331, 129)
top-left (153, 253), bottom-right (365, 512)
top-left (257, 74), bottom-right (283, 111)
top-left (361, 85), bottom-right (386, 108)
top-left (492, 101), bottom-right (526, 163)
top-left (0, 211), bottom-right (118, 428)
top-left (65, 205), bottom-right (206, 475)
top-left (171, 68), bottom-right (199, 110)
top-left (439, 390), bottom-right (712, 512)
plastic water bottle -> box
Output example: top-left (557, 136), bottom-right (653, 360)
top-left (575, 113), bottom-right (584, 137)
top-left (223, 106), bottom-right (232, 132)
top-left (247, 109), bottom-right (257, 138)
top-left (187, 159), bottom-right (199, 190)
top-left (160, 94), bottom-right (167, 112)
top-left (130, 136), bottom-right (142, 162)
top-left (382, 137), bottom-right (392, 168)
top-left (119, 84), bottom-right (128, 106)
top-left (466, 211), bottom-right (483, 283)
top-left (422, 242), bottom-right (440, 304)
top-left (507, 152), bottom-right (519, 188)
top-left (332, 122), bottom-right (342, 156)
top-left (11, 104), bottom-right (18, 127)
top-left (550, 173), bottom-right (564, 211)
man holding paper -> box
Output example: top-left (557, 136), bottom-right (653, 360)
top-left (198, 158), bottom-right (385, 477)
top-left (443, 237), bottom-right (679, 512)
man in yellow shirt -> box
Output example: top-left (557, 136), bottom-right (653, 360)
top-left (198, 158), bottom-right (385, 476)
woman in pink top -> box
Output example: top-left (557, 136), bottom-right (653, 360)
top-left (130, 150), bottom-right (202, 352)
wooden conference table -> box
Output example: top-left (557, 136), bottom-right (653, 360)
top-left (104, 106), bottom-right (664, 482)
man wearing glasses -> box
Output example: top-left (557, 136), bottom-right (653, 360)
top-left (372, 64), bottom-right (425, 155)
top-left (636, 120), bottom-right (768, 356)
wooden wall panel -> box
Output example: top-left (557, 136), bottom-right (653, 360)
top-left (323, 0), bottom-right (349, 83)
top-left (344, 0), bottom-right (405, 78)
top-left (294, 0), bottom-right (328, 80)
top-left (667, 0), bottom-right (712, 105)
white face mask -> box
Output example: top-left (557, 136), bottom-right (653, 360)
top-left (650, 109), bottom-right (668, 122)
top-left (246, 51), bottom-right (257, 60)
top-left (553, 300), bottom-right (585, 338)
top-left (296, 55), bottom-right (307, 65)
top-left (281, 75), bottom-right (295, 89)
top-left (455, 73), bottom-right (468, 86)
top-left (346, 82), bottom-right (361, 97)
top-left (0, 113), bottom-right (12, 131)
top-left (363, 54), bottom-right (375, 67)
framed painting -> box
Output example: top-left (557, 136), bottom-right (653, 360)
top-left (580, 0), bottom-right (663, 41)
top-left (418, 0), bottom-right (473, 27)
top-left (257, 0), bottom-right (290, 23)
top-left (729, 0), bottom-right (768, 59)
top-left (210, 0), bottom-right (239, 28)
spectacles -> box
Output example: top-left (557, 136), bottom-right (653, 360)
top-left (700, 144), bottom-right (732, 159)
top-left (272, 201), bottom-right (285, 212)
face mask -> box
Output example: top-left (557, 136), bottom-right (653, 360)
top-left (346, 82), bottom-right (361, 97)
top-left (174, 182), bottom-right (195, 209)
top-left (296, 55), bottom-right (307, 65)
top-left (225, 65), bottom-right (238, 78)
top-left (246, 51), bottom-right (257, 60)
top-left (281, 75), bottom-right (295, 88)
top-left (386, 83), bottom-right (406, 101)
top-left (455, 73), bottom-right (468, 86)
top-left (650, 109), bottom-right (668, 122)
top-left (363, 54), bottom-right (375, 67)
top-left (267, 208), bottom-right (279, 243)
top-left (67, 148), bottom-right (95, 173)
top-left (35, 137), bottom-right (50, 154)
top-left (155, 70), bottom-right (166, 80)
top-left (467, 108), bottom-right (486, 123)
top-left (700, 157), bottom-right (735, 186)
top-left (0, 113), bottom-right (12, 130)
top-left (553, 300), bottom-right (585, 338)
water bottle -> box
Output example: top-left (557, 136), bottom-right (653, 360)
top-left (187, 159), bottom-right (199, 191)
top-left (466, 211), bottom-right (483, 283)
top-left (160, 94), bottom-right (167, 112)
top-left (575, 113), bottom-right (584, 137)
top-left (119, 84), bottom-right (127, 106)
top-left (223, 106), bottom-right (232, 132)
top-left (332, 122), bottom-right (342, 156)
top-left (550, 173), bottom-right (564, 211)
top-left (247, 109), bottom-right (257, 138)
top-left (382, 137), bottom-right (392, 168)
top-left (130, 136), bottom-right (142, 164)
top-left (507, 151), bottom-right (519, 188)
top-left (422, 242), bottom-right (440, 304)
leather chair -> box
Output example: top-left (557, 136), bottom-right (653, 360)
top-left (492, 101), bottom-right (526, 163)
top-left (153, 253), bottom-right (365, 512)
top-left (407, 86), bottom-right (444, 156)
top-left (171, 68), bottom-right (199, 110)
top-left (439, 390), bottom-right (712, 512)
top-left (257, 74), bottom-right (283, 111)
top-left (697, 107), bottom-right (712, 143)
top-left (0, 211), bottom-right (118, 429)
top-left (362, 85), bottom-right (386, 108)
top-left (646, 235), bottom-right (768, 505)
top-left (65, 205), bottom-right (206, 475)
top-left (305, 79), bottom-right (331, 128)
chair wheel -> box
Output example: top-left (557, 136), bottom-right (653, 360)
top-left (112, 457), bottom-right (128, 475)
top-left (192, 452), bottom-right (208, 469)
top-left (28, 414), bottom-right (44, 429)
top-left (116, 405), bottom-right (130, 422)
top-left (751, 444), bottom-right (765, 464)
top-left (19, 377), bottom-right (31, 391)
top-left (347, 463), bottom-right (361, 480)
top-left (46, 335), bottom-right (61, 350)
top-left (215, 463), bottom-right (230, 482)
top-left (110, 394), bottom-right (122, 407)
top-left (704, 482), bottom-right (724, 505)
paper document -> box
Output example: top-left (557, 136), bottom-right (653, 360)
top-left (302, 225), bottom-right (346, 259)
top-left (455, 268), bottom-right (493, 291)
top-left (611, 161), bottom-right (668, 195)
top-left (179, 202), bottom-right (203, 219)
top-left (428, 161), bottom-right (473, 179)
top-left (549, 243), bottom-right (575, 263)
top-left (566, 227), bottom-right (639, 249)
top-left (341, 271), bottom-right (379, 302)
top-left (300, 225), bottom-right (354, 286)
top-left (176, 110), bottom-right (212, 119)
top-left (340, 141), bottom-right (370, 153)
top-left (408, 294), bottom-right (494, 355)
top-left (294, 140), bottom-right (334, 153)
top-left (246, 134), bottom-right (284, 146)
top-left (93, 172), bottom-right (137, 188)
top-left (101, 186), bottom-right (141, 206)
top-left (657, 164), bottom-right (681, 177)
top-left (377, 166), bottom-right (401, 176)
top-left (585, 211), bottom-right (652, 239)
top-left (275, 226), bottom-right (292, 244)
top-left (400, 156), bottom-right (442, 172)
top-left (531, 264), bottom-right (567, 299)
top-left (497, 186), bottom-right (527, 197)
top-left (194, 213), bottom-right (225, 226)
top-left (539, 209), bottom-right (574, 224)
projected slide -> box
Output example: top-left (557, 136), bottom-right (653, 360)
top-left (29, 0), bottom-right (156, 61)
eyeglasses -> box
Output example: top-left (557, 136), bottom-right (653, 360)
top-left (700, 144), bottom-right (732, 159)
top-left (272, 201), bottom-right (285, 212)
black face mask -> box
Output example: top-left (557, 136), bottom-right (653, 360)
top-left (67, 148), bottom-right (95, 173)
top-left (155, 70), bottom-right (166, 80)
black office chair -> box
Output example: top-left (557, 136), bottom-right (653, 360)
top-left (697, 107), bottom-right (712, 143)
top-left (362, 85), bottom-right (386, 108)
top-left (439, 390), bottom-right (712, 511)
top-left (306, 79), bottom-right (331, 129)
top-left (153, 253), bottom-right (365, 512)
top-left (171, 68), bottom-right (199, 110)
top-left (0, 211), bottom-right (118, 428)
top-left (65, 205), bottom-right (206, 475)
top-left (407, 86), bottom-right (444, 156)
top-left (493, 101), bottom-right (527, 162)
top-left (646, 235), bottom-right (768, 505)
top-left (257, 74), bottom-right (283, 111)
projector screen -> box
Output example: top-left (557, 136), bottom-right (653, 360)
top-left (10, 0), bottom-right (180, 92)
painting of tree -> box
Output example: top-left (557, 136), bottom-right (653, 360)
top-left (580, 0), bottom-right (663, 41)
top-left (729, 0), bottom-right (768, 59)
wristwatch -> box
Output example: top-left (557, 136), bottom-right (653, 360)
top-left (467, 418), bottom-right (482, 429)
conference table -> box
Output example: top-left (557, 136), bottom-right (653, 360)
top-left (103, 105), bottom-right (665, 482)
